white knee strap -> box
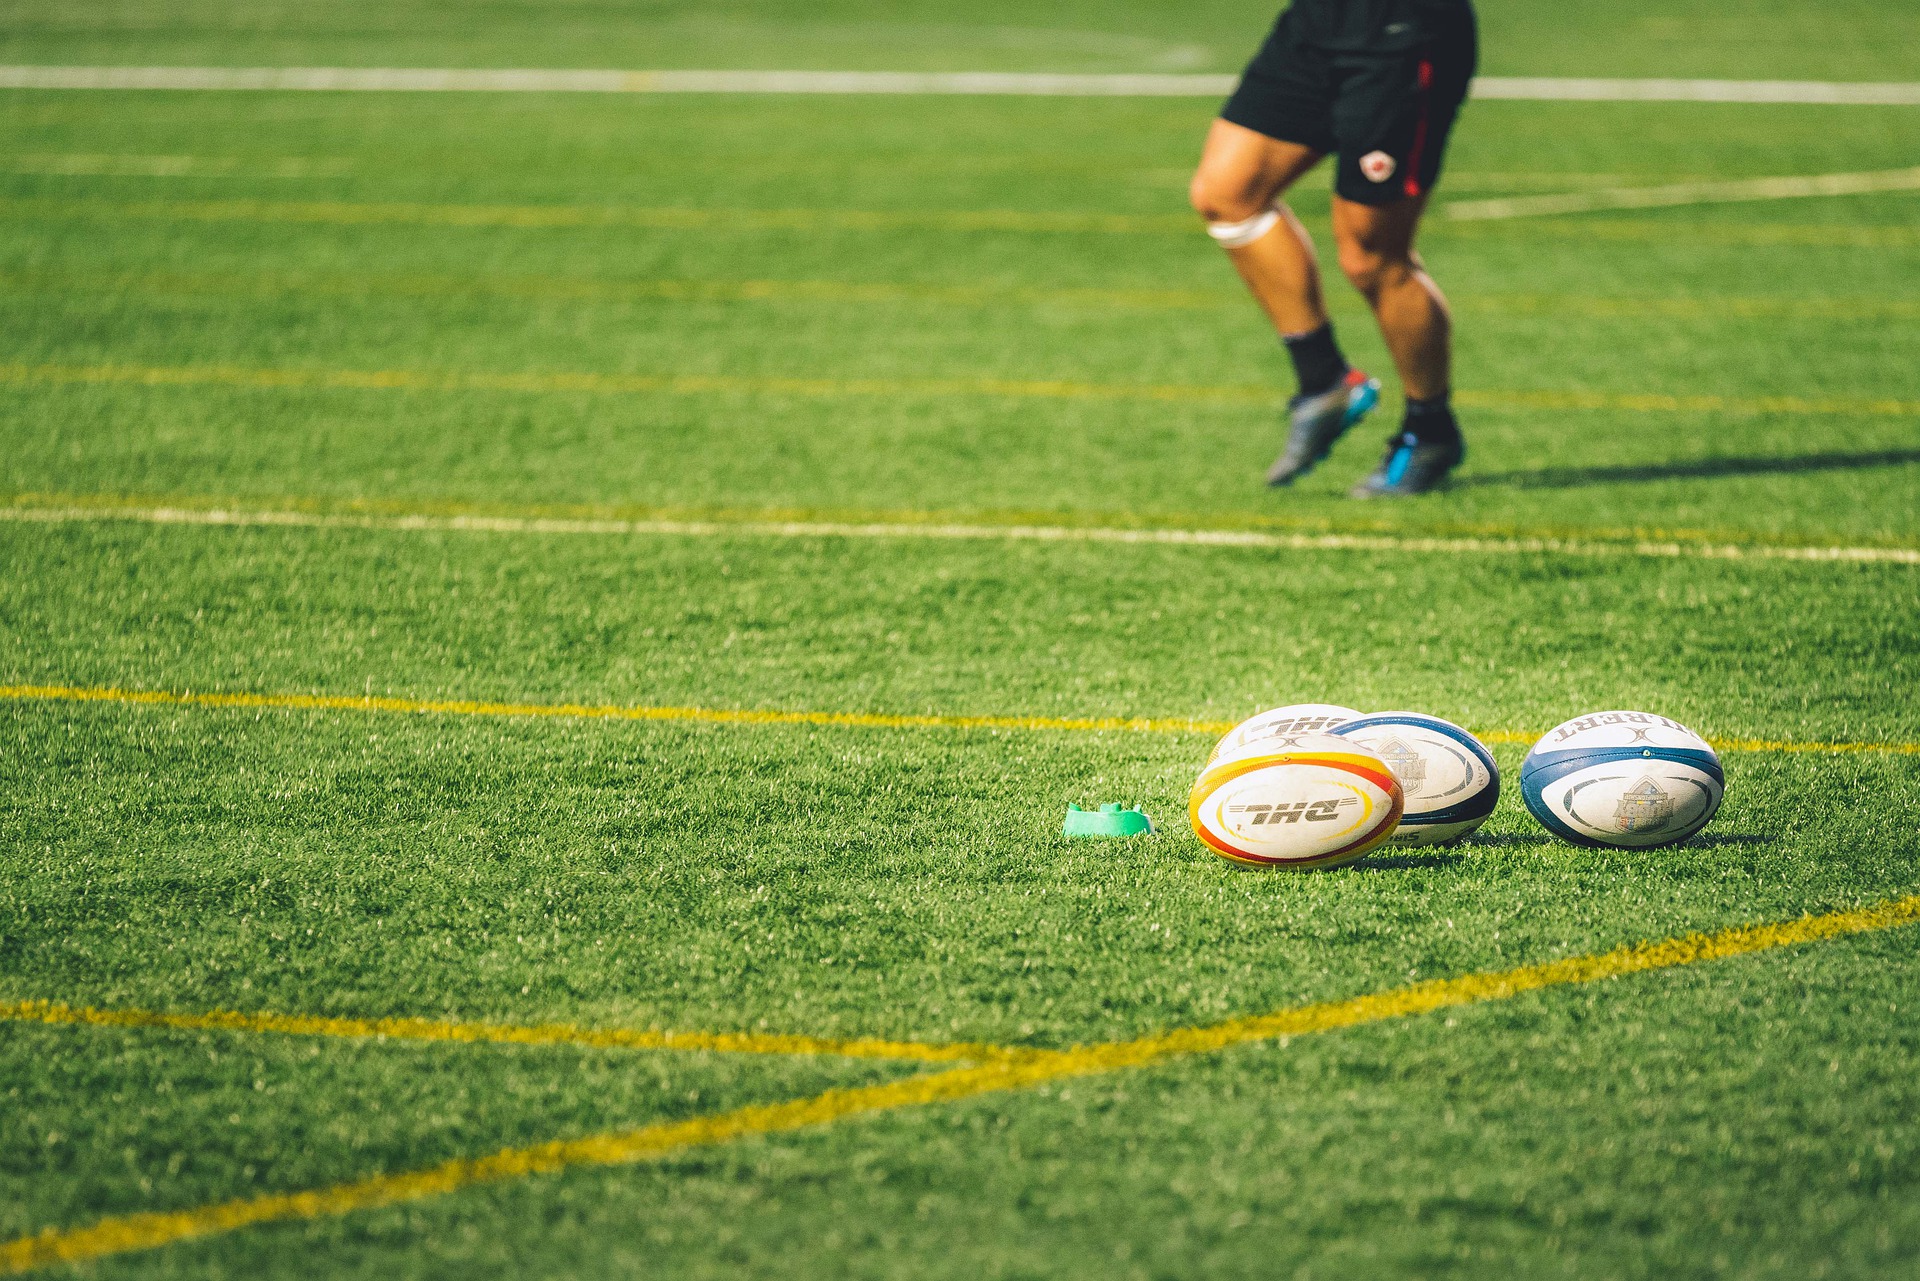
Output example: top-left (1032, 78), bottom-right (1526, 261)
top-left (1206, 205), bottom-right (1281, 249)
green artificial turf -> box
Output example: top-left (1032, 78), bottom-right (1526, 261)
top-left (0, 92), bottom-right (1915, 542)
top-left (2, 1), bottom-right (1919, 1276)
top-left (1, 1025), bottom-right (911, 1246)
top-left (4, 0), bottom-right (1920, 79)
top-left (80, 932), bottom-right (1920, 1281)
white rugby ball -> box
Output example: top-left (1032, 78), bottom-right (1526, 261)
top-left (1521, 710), bottom-right (1725, 849)
top-left (1190, 732), bottom-right (1403, 870)
top-left (1332, 712), bottom-right (1500, 846)
top-left (1209, 703), bottom-right (1363, 766)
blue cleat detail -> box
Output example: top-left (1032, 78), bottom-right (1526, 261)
top-left (1266, 369), bottom-right (1381, 486)
top-left (1351, 431), bottom-right (1465, 498)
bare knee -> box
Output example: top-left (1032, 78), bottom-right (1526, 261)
top-left (1189, 165), bottom-right (1271, 223)
top-left (1332, 195), bottom-right (1427, 298)
top-left (1337, 243), bottom-right (1386, 295)
top-left (1192, 122), bottom-right (1322, 226)
top-left (1337, 242), bottom-right (1413, 298)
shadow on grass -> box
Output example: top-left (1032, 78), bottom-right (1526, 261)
top-left (1456, 447), bottom-right (1920, 492)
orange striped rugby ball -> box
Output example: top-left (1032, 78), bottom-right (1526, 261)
top-left (1189, 733), bottom-right (1404, 870)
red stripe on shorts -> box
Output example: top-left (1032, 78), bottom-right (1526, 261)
top-left (1404, 59), bottom-right (1435, 198)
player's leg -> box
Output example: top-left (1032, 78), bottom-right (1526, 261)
top-left (1333, 193), bottom-right (1451, 403)
top-left (1326, 7), bottom-right (1477, 497)
top-left (1332, 194), bottom-right (1463, 496)
top-left (1195, 11), bottom-right (1382, 487)
top-left (1189, 120), bottom-right (1329, 338)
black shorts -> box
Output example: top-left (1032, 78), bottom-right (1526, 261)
top-left (1221, 3), bottom-right (1477, 205)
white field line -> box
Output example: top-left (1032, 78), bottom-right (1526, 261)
top-left (0, 66), bottom-right (1233, 95)
top-left (1469, 78), bottom-right (1920, 106)
top-left (6, 153), bottom-right (352, 178)
top-left (1448, 166), bottom-right (1920, 221)
top-left (3, 503), bottom-right (1915, 567)
top-left (1, 67), bottom-right (1918, 104)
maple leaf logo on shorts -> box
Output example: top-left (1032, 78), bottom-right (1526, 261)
top-left (1359, 151), bottom-right (1397, 183)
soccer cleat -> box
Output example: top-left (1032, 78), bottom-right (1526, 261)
top-left (1265, 368), bottom-right (1381, 486)
top-left (1349, 430), bottom-right (1465, 498)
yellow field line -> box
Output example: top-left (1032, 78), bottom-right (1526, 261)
top-left (7, 892), bottom-right (1916, 1274)
top-left (0, 682), bottom-right (1230, 737)
top-left (1703, 735), bottom-right (1920, 755)
top-left (4, 194), bottom-right (1919, 249)
top-left (6, 267), bottom-right (1920, 323)
top-left (0, 266), bottom-right (1229, 312)
top-left (0, 997), bottom-right (1024, 1065)
top-left (0, 195), bottom-right (1194, 236)
top-left (1452, 387), bottom-right (1920, 417)
top-left (3, 359), bottom-right (1916, 418)
top-left (4, 683), bottom-right (1917, 756)
top-left (5, 153), bottom-right (355, 179)
top-left (0, 359), bottom-right (1270, 406)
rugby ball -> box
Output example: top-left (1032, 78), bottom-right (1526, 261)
top-left (1209, 703), bottom-right (1363, 766)
top-left (1332, 712), bottom-right (1499, 846)
top-left (1190, 732), bottom-right (1403, 870)
top-left (1521, 711), bottom-right (1724, 849)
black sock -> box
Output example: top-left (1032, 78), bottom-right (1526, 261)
top-left (1281, 323), bottom-right (1348, 398)
top-left (1403, 392), bottom-right (1462, 446)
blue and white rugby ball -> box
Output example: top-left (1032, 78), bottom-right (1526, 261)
top-left (1333, 712), bottom-right (1499, 846)
top-left (1210, 704), bottom-right (1363, 766)
top-left (1521, 711), bottom-right (1724, 849)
